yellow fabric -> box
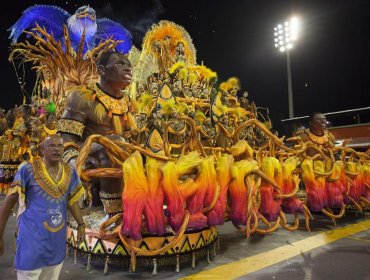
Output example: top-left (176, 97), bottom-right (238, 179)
top-left (7, 184), bottom-right (26, 217)
top-left (67, 184), bottom-right (85, 207)
top-left (43, 220), bottom-right (65, 232)
top-left (93, 84), bottom-right (129, 116)
top-left (32, 159), bottom-right (72, 199)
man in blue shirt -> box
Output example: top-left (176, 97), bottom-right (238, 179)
top-left (0, 134), bottom-right (85, 279)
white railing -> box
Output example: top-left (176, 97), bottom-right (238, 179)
top-left (281, 107), bottom-right (370, 122)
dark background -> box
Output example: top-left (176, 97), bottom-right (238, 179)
top-left (1, 0), bottom-right (370, 134)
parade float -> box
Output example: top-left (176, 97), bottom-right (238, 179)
top-left (1, 4), bottom-right (370, 274)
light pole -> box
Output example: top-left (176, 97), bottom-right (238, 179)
top-left (274, 17), bottom-right (300, 118)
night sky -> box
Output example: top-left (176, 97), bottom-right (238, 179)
top-left (1, 0), bottom-right (370, 132)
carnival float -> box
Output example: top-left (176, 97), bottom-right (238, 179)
top-left (1, 4), bottom-right (369, 274)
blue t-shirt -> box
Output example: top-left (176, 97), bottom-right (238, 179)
top-left (8, 159), bottom-right (84, 270)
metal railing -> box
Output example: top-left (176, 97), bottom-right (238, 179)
top-left (281, 107), bottom-right (370, 122)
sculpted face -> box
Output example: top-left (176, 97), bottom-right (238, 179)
top-left (75, 5), bottom-right (96, 21)
top-left (309, 113), bottom-right (327, 134)
top-left (100, 53), bottom-right (132, 89)
top-left (45, 114), bottom-right (57, 129)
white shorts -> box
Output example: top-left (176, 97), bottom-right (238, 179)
top-left (16, 262), bottom-right (63, 280)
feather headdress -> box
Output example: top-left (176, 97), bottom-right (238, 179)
top-left (219, 77), bottom-right (241, 93)
top-left (141, 20), bottom-right (196, 70)
top-left (188, 65), bottom-right (217, 84)
top-left (9, 25), bottom-right (119, 116)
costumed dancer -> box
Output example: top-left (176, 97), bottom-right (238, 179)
top-left (0, 135), bottom-right (85, 280)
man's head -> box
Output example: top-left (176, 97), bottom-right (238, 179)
top-left (308, 112), bottom-right (327, 134)
top-left (96, 51), bottom-right (132, 89)
top-left (22, 152), bottom-right (30, 162)
top-left (40, 134), bottom-right (64, 163)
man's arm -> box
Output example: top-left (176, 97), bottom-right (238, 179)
top-left (0, 193), bottom-right (18, 255)
top-left (59, 90), bottom-right (89, 164)
top-left (68, 201), bottom-right (85, 243)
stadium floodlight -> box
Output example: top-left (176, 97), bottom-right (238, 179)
top-left (274, 17), bottom-right (300, 118)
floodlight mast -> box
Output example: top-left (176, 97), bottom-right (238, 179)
top-left (274, 17), bottom-right (300, 118)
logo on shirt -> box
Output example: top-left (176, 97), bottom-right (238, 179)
top-left (43, 207), bottom-right (65, 232)
top-left (48, 207), bottom-right (63, 226)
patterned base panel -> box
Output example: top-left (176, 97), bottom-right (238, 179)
top-left (346, 203), bottom-right (370, 211)
top-left (67, 225), bottom-right (218, 267)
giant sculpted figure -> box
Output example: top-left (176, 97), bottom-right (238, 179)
top-left (59, 51), bottom-right (134, 216)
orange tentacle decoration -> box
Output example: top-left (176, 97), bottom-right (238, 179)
top-left (321, 204), bottom-right (346, 220)
top-left (255, 215), bottom-right (281, 234)
top-left (348, 195), bottom-right (363, 212)
top-left (98, 213), bottom-right (123, 239)
top-left (83, 168), bottom-right (122, 178)
top-left (75, 134), bottom-right (132, 181)
top-left (302, 204), bottom-right (313, 232)
top-left (360, 197), bottom-right (370, 206)
top-left (279, 212), bottom-right (299, 231)
top-left (163, 116), bottom-right (206, 157)
top-left (274, 178), bottom-right (299, 199)
top-left (75, 134), bottom-right (174, 181)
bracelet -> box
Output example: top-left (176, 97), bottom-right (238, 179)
top-left (58, 118), bottom-right (85, 138)
top-left (77, 222), bottom-right (86, 229)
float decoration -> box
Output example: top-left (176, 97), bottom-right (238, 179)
top-left (3, 7), bottom-right (370, 273)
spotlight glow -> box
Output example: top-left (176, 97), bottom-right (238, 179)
top-left (273, 17), bottom-right (300, 52)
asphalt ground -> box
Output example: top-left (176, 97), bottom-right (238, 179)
top-left (0, 194), bottom-right (369, 280)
